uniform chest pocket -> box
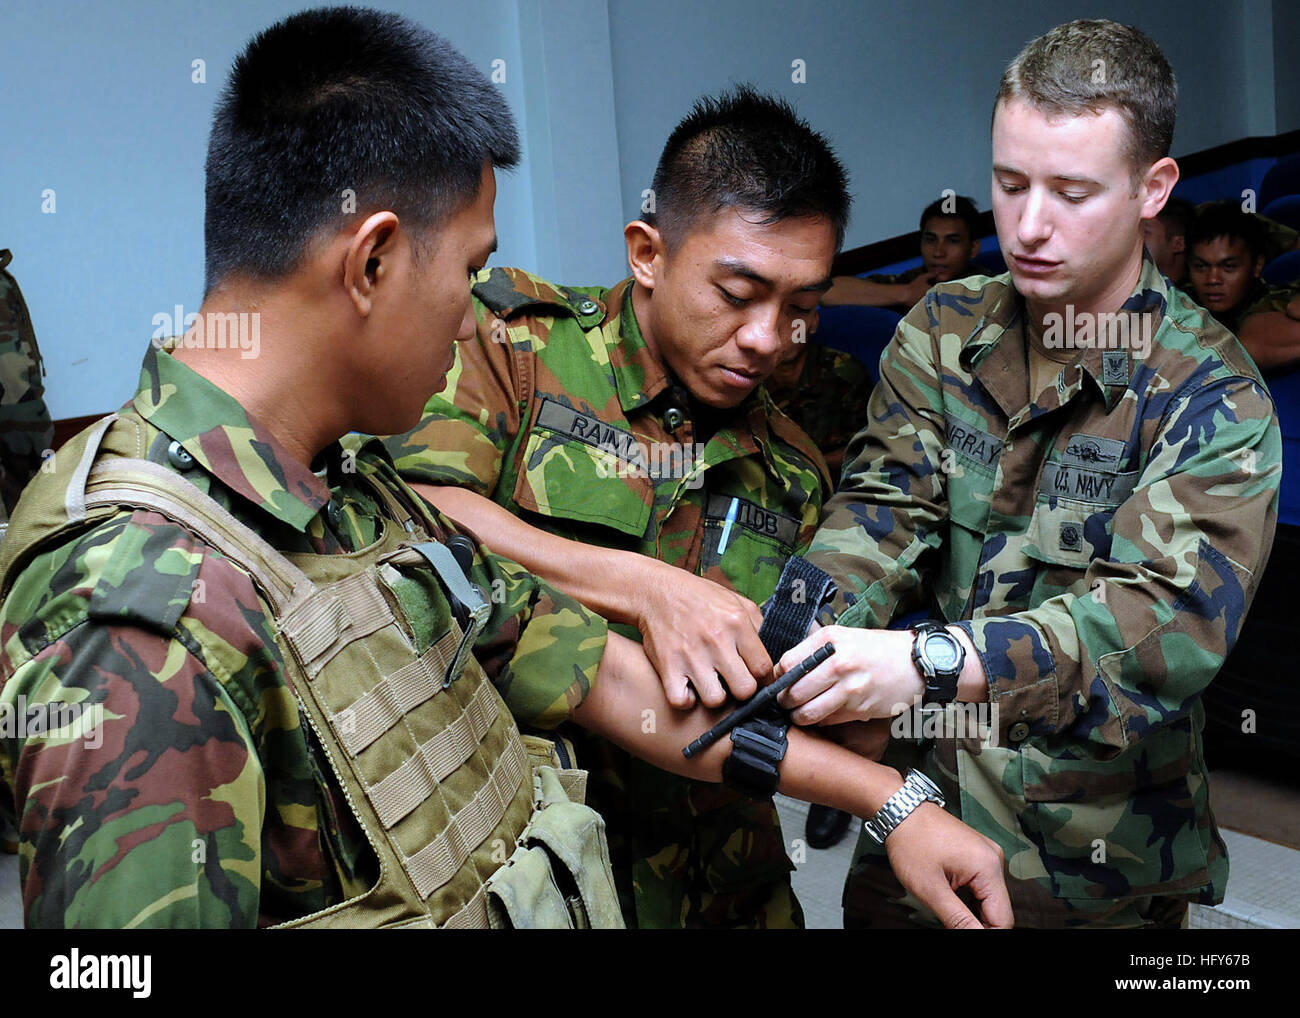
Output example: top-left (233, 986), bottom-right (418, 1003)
top-left (701, 494), bottom-right (800, 597)
top-left (511, 399), bottom-right (653, 539)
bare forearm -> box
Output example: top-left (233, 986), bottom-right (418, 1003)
top-left (574, 633), bottom-right (906, 816)
top-left (821, 276), bottom-right (912, 308)
top-left (412, 482), bottom-right (660, 626)
top-left (1238, 311), bottom-right (1300, 372)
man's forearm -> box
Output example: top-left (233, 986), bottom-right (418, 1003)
top-left (1238, 311), bottom-right (1300, 371)
top-left (414, 482), bottom-right (662, 627)
top-left (574, 633), bottom-right (906, 816)
top-left (821, 275), bottom-right (912, 308)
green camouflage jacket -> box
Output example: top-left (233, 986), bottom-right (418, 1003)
top-left (0, 342), bottom-right (607, 928)
top-left (808, 256), bottom-right (1281, 927)
top-left (0, 250), bottom-right (54, 517)
top-left (385, 267), bottom-right (830, 928)
top-left (1233, 280), bottom-right (1300, 336)
top-left (770, 343), bottom-right (874, 476)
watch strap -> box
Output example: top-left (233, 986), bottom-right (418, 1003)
top-left (863, 769), bottom-right (945, 844)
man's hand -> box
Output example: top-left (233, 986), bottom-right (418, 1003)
top-left (902, 271), bottom-right (939, 307)
top-left (634, 562), bottom-right (769, 709)
top-left (774, 625), bottom-right (920, 723)
top-left (886, 802), bottom-right (1013, 929)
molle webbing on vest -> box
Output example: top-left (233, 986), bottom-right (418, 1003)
top-left (81, 454), bottom-right (534, 928)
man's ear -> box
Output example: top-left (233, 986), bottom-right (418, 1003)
top-left (625, 220), bottom-right (665, 292)
top-left (1252, 254), bottom-right (1266, 280)
top-left (969, 238), bottom-right (981, 260)
top-left (343, 211), bottom-right (401, 317)
top-left (1171, 235), bottom-right (1186, 254)
top-left (1140, 158), bottom-right (1180, 220)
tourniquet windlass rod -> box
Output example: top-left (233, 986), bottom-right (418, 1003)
top-left (682, 642), bottom-right (836, 759)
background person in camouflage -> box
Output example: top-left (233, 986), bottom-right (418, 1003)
top-left (0, 9), bottom-right (1013, 930)
top-left (773, 19), bottom-right (1281, 928)
top-left (1186, 204), bottom-right (1300, 372)
top-left (820, 195), bottom-right (985, 311)
top-left (768, 335), bottom-right (873, 478)
top-left (0, 249), bottom-right (54, 523)
top-left (0, 248), bottom-right (53, 856)
top-left (387, 87), bottom-right (869, 929)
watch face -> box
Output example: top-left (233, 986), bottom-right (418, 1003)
top-left (925, 633), bottom-right (960, 670)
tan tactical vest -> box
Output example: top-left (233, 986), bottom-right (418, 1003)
top-left (0, 415), bottom-right (623, 929)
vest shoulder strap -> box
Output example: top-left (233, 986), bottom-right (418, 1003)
top-left (83, 456), bottom-right (314, 616)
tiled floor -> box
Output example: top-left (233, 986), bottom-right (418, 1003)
top-left (2, 792), bottom-right (1295, 930)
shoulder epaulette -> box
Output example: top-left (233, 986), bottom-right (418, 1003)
top-left (472, 267), bottom-right (607, 327)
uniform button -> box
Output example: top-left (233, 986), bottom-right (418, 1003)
top-left (327, 500), bottom-right (343, 528)
top-left (1008, 721), bottom-right (1030, 743)
top-left (167, 441), bottom-right (195, 470)
top-left (663, 407), bottom-right (685, 430)
top-left (578, 299), bottom-right (599, 315)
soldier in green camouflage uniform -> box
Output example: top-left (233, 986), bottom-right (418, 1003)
top-left (0, 249), bottom-right (54, 520)
top-left (386, 266), bottom-right (830, 928)
top-left (385, 87), bottom-right (861, 928)
top-left (768, 341), bottom-right (874, 478)
top-left (795, 256), bottom-right (1279, 928)
top-left (0, 342), bottom-right (613, 926)
top-left (775, 20), bottom-right (1283, 928)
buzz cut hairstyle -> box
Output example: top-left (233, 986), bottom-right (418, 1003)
top-left (204, 5), bottom-right (520, 293)
top-left (645, 84), bottom-right (851, 252)
top-left (919, 195), bottom-right (981, 240)
top-left (995, 19), bottom-right (1177, 175)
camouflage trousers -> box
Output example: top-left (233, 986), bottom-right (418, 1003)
top-left (568, 729), bottom-right (803, 929)
top-left (842, 827), bottom-right (1191, 930)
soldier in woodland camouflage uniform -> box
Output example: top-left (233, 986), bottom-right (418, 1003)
top-left (387, 87), bottom-right (848, 929)
top-left (0, 249), bottom-right (54, 521)
top-left (1186, 205), bottom-right (1300, 372)
top-left (0, 9), bottom-right (622, 929)
top-left (0, 10), bottom-right (1015, 932)
top-left (768, 340), bottom-right (874, 478)
top-left (0, 250), bottom-right (54, 854)
top-left (775, 21), bottom-right (1281, 928)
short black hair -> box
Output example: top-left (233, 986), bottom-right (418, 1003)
top-left (919, 195), bottom-right (981, 240)
top-left (645, 85), bottom-right (850, 251)
top-left (1155, 196), bottom-right (1195, 239)
top-left (1189, 203), bottom-right (1267, 262)
top-left (204, 6), bottom-right (520, 293)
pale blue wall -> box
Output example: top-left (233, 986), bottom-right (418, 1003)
top-left (1, 0), bottom-right (1295, 420)
top-left (607, 0), bottom-right (1266, 254)
top-left (0, 0), bottom-right (539, 420)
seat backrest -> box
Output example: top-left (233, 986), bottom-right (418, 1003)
top-left (1259, 153), bottom-right (1300, 211)
top-left (813, 305), bottom-right (903, 382)
top-left (1263, 363), bottom-right (1300, 528)
top-left (1262, 249), bottom-right (1300, 288)
top-left (1261, 194), bottom-right (1300, 234)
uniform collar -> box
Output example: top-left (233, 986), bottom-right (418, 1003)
top-left (603, 278), bottom-right (673, 413)
top-left (600, 281), bottom-right (796, 487)
top-left (964, 254), bottom-right (1169, 419)
top-left (133, 342), bottom-right (332, 531)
